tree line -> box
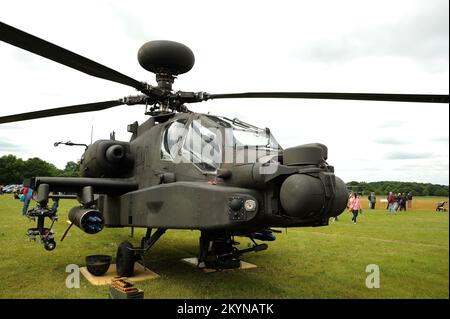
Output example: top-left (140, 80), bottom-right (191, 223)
top-left (0, 154), bottom-right (80, 184)
top-left (346, 181), bottom-right (449, 197)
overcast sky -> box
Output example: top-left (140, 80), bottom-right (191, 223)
top-left (0, 0), bottom-right (448, 185)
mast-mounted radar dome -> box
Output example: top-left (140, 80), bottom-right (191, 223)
top-left (137, 40), bottom-right (195, 75)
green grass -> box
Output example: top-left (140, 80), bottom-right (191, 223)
top-left (0, 195), bottom-right (448, 299)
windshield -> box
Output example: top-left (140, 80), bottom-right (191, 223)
top-left (181, 118), bottom-right (222, 172)
top-left (206, 116), bottom-right (280, 150)
top-left (161, 119), bottom-right (187, 161)
top-left (233, 129), bottom-right (272, 148)
top-left (163, 115), bottom-right (281, 171)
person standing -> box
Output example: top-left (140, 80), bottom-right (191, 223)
top-left (368, 192), bottom-right (377, 209)
top-left (349, 192), bottom-right (362, 224)
top-left (387, 192), bottom-right (396, 215)
top-left (395, 193), bottom-right (402, 212)
top-left (399, 193), bottom-right (407, 211)
top-left (21, 186), bottom-right (34, 216)
top-left (407, 192), bottom-right (413, 209)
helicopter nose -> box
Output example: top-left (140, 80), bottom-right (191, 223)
top-left (280, 174), bottom-right (348, 219)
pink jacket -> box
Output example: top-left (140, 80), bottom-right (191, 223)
top-left (349, 197), bottom-right (362, 211)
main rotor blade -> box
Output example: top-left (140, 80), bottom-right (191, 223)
top-left (0, 100), bottom-right (124, 124)
top-left (0, 21), bottom-right (145, 91)
top-left (206, 92), bottom-right (449, 103)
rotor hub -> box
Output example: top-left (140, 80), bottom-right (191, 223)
top-left (155, 73), bottom-right (175, 90)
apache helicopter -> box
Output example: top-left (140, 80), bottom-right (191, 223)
top-left (1, 21), bottom-right (448, 276)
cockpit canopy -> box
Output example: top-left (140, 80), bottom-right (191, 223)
top-left (161, 114), bottom-right (281, 173)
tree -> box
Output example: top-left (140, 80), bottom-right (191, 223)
top-left (0, 155), bottom-right (25, 184)
top-left (23, 157), bottom-right (60, 179)
top-left (59, 161), bottom-right (80, 177)
top-left (346, 181), bottom-right (448, 197)
top-left (1, 155), bottom-right (86, 183)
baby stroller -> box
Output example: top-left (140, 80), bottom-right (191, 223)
top-left (436, 201), bottom-right (447, 212)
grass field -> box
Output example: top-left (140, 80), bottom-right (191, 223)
top-left (0, 194), bottom-right (448, 299)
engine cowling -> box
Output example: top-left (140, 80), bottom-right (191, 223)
top-left (280, 174), bottom-right (348, 219)
top-left (80, 140), bottom-right (134, 178)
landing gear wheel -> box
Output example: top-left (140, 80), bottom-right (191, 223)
top-left (44, 239), bottom-right (56, 251)
top-left (116, 241), bottom-right (135, 277)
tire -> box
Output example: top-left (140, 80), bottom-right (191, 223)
top-left (44, 239), bottom-right (56, 251)
top-left (116, 241), bottom-right (135, 277)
